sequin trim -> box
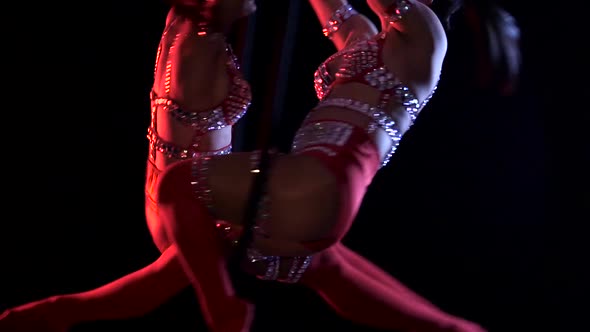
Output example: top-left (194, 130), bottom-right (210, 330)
top-left (292, 121), bottom-right (354, 152)
top-left (311, 98), bottom-right (403, 167)
top-left (148, 43), bottom-right (251, 163)
top-left (246, 248), bottom-right (312, 284)
top-left (385, 0), bottom-right (413, 24)
top-left (312, 24), bottom-right (437, 122)
top-left (322, 3), bottom-right (359, 39)
top-left (149, 68), bottom-right (251, 134)
top-left (284, 255), bottom-right (312, 283)
top-left (191, 156), bottom-right (215, 213)
top-left (147, 127), bottom-right (232, 160)
top-left (314, 63), bottom-right (333, 101)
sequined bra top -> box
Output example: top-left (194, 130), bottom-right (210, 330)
top-left (148, 44), bottom-right (252, 162)
top-left (313, 32), bottom-right (436, 121)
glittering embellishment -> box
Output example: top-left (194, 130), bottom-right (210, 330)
top-left (385, 0), bottom-right (413, 24)
top-left (322, 4), bottom-right (359, 39)
top-left (265, 256), bottom-right (281, 281)
top-left (292, 121), bottom-right (354, 152)
top-left (153, 16), bottom-right (177, 81)
top-left (150, 70), bottom-right (251, 133)
top-left (191, 156), bottom-right (214, 212)
top-left (364, 66), bottom-right (398, 91)
top-left (314, 64), bottom-right (332, 101)
top-left (246, 249), bottom-right (312, 284)
top-left (164, 33), bottom-right (181, 95)
top-left (148, 43), bottom-right (252, 164)
top-left (315, 98), bottom-right (398, 135)
top-left (281, 255), bottom-right (312, 284)
top-left (311, 25), bottom-right (437, 125)
top-left (313, 98), bottom-right (403, 167)
top-left (147, 127), bottom-right (232, 160)
top-left (417, 84), bottom-right (437, 114)
top-left (336, 40), bottom-right (380, 80)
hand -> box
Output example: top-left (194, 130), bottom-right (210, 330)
top-left (0, 297), bottom-right (71, 332)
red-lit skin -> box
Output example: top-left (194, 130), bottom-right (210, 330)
top-left (0, 1), bottom-right (485, 332)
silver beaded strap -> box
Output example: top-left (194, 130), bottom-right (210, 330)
top-left (191, 149), bottom-right (264, 218)
top-left (150, 70), bottom-right (251, 134)
top-left (384, 0), bottom-right (413, 24)
top-left (246, 249), bottom-right (312, 284)
top-left (281, 255), bottom-right (312, 284)
top-left (313, 98), bottom-right (405, 167)
top-left (292, 121), bottom-right (354, 152)
top-left (322, 3), bottom-right (359, 39)
top-left (147, 127), bottom-right (232, 160)
top-left (191, 156), bottom-right (215, 213)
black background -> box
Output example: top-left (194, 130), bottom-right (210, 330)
top-left (1, 1), bottom-right (587, 331)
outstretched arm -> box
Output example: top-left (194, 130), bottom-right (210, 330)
top-left (308, 0), bottom-right (378, 50)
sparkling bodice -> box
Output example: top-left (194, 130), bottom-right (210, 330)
top-left (313, 32), bottom-right (436, 121)
top-left (148, 44), bottom-right (251, 162)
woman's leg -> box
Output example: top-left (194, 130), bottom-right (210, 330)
top-left (58, 247), bottom-right (188, 323)
top-left (332, 242), bottom-right (437, 307)
top-left (156, 159), bottom-right (254, 332)
top-left (155, 137), bottom-right (485, 332)
top-left (301, 243), bottom-right (486, 332)
top-left (0, 247), bottom-right (189, 332)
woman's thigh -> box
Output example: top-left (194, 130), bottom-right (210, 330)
top-left (158, 151), bottom-right (342, 256)
top-left (145, 160), bottom-right (173, 253)
top-left (208, 152), bottom-right (341, 248)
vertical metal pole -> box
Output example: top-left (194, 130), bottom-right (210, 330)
top-left (230, 9), bottom-right (258, 152)
top-left (228, 0), bottom-right (303, 293)
top-left (266, 0), bottom-right (302, 148)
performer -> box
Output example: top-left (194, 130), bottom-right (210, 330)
top-left (0, 0), bottom-right (520, 331)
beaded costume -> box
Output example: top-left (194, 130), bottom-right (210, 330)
top-left (215, 1), bottom-right (438, 284)
top-left (1, 3), bottom-right (481, 332)
top-left (144, 23), bottom-right (252, 214)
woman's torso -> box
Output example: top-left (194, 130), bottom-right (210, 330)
top-left (308, 18), bottom-right (446, 162)
top-left (148, 11), bottom-right (252, 172)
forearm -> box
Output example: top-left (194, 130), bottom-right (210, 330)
top-left (308, 0), bottom-right (377, 50)
top-left (60, 246), bottom-right (188, 324)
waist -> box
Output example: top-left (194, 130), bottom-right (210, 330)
top-left (307, 107), bottom-right (393, 162)
top-left (147, 127), bottom-right (233, 170)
